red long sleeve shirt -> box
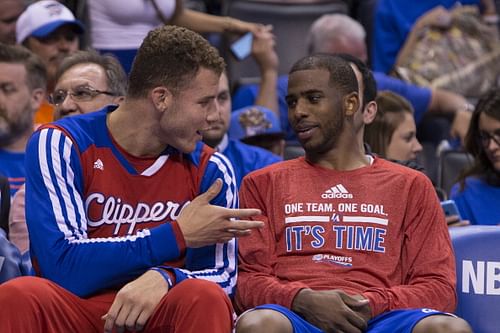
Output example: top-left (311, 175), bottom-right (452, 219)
top-left (236, 157), bottom-right (456, 317)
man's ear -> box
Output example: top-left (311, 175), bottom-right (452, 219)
top-left (151, 87), bottom-right (172, 112)
top-left (30, 88), bottom-right (45, 112)
top-left (343, 92), bottom-right (360, 117)
top-left (112, 95), bottom-right (125, 105)
top-left (363, 100), bottom-right (378, 125)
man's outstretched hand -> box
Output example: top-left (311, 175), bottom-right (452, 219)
top-left (177, 179), bottom-right (264, 248)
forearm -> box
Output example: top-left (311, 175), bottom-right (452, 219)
top-left (235, 271), bottom-right (307, 311)
top-left (395, 26), bottom-right (423, 68)
top-left (363, 279), bottom-right (456, 317)
top-left (428, 88), bottom-right (469, 114)
top-left (172, 9), bottom-right (241, 34)
top-left (254, 70), bottom-right (279, 118)
top-left (29, 219), bottom-right (184, 297)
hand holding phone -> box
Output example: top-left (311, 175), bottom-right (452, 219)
top-left (230, 32), bottom-right (253, 61)
top-left (441, 200), bottom-right (462, 219)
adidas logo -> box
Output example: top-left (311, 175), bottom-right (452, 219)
top-left (321, 184), bottom-right (353, 199)
top-left (93, 159), bottom-right (104, 171)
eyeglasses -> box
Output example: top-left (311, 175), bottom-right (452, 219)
top-left (49, 86), bottom-right (116, 106)
top-left (479, 129), bottom-right (500, 147)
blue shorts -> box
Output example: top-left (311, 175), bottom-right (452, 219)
top-left (249, 304), bottom-right (454, 333)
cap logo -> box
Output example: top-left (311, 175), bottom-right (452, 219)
top-left (46, 3), bottom-right (64, 17)
top-left (238, 107), bottom-right (272, 137)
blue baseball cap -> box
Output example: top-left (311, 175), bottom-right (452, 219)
top-left (229, 106), bottom-right (284, 141)
top-left (16, 0), bottom-right (84, 44)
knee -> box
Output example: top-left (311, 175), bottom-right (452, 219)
top-left (236, 309), bottom-right (293, 333)
top-left (0, 276), bottom-right (51, 309)
top-left (172, 279), bottom-right (229, 308)
top-left (414, 315), bottom-right (472, 333)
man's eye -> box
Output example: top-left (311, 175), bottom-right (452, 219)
top-left (0, 85), bottom-right (15, 94)
top-left (286, 99), bottom-right (296, 108)
top-left (217, 93), bottom-right (229, 102)
top-left (73, 89), bottom-right (93, 98)
top-left (308, 95), bottom-right (321, 103)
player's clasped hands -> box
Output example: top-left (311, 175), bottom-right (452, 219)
top-left (177, 179), bottom-right (264, 248)
top-left (292, 289), bottom-right (371, 333)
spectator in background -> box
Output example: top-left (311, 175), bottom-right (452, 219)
top-left (229, 106), bottom-right (285, 158)
top-left (88, 0), bottom-right (270, 73)
top-left (16, 0), bottom-right (84, 125)
top-left (372, 0), bottom-right (498, 74)
top-left (202, 71), bottom-right (282, 187)
top-left (451, 88), bottom-right (500, 225)
top-left (0, 0), bottom-right (25, 45)
top-left (202, 27), bottom-right (282, 187)
top-left (0, 44), bottom-right (46, 198)
top-left (8, 50), bottom-right (128, 254)
top-left (364, 90), bottom-right (423, 162)
top-left (50, 50), bottom-right (126, 119)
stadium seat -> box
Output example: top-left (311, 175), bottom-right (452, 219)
top-left (449, 225), bottom-right (500, 333)
top-left (437, 150), bottom-right (474, 196)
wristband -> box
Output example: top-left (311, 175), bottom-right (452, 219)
top-left (150, 267), bottom-right (174, 289)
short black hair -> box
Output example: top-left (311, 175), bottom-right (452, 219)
top-left (290, 53), bottom-right (358, 97)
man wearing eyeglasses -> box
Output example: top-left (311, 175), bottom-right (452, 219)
top-left (16, 0), bottom-right (84, 125)
top-left (50, 50), bottom-right (127, 119)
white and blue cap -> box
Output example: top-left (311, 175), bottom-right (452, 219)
top-left (229, 106), bottom-right (284, 141)
top-left (16, 0), bottom-right (84, 44)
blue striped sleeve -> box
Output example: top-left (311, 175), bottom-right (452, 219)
top-left (161, 152), bottom-right (239, 297)
top-left (25, 128), bottom-right (182, 297)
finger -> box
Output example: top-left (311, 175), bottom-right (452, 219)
top-left (226, 220), bottom-right (264, 231)
top-left (103, 312), bottom-right (117, 333)
top-left (135, 310), bottom-right (152, 332)
top-left (195, 179), bottom-right (222, 204)
top-left (336, 315), bottom-right (364, 333)
top-left (125, 306), bottom-right (143, 332)
top-left (344, 310), bottom-right (367, 332)
top-left (222, 207), bottom-right (262, 219)
top-left (226, 229), bottom-right (253, 238)
top-left (113, 303), bottom-right (132, 333)
top-left (342, 296), bottom-right (369, 310)
top-left (103, 298), bottom-right (124, 333)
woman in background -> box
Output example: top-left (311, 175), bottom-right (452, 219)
top-left (364, 90), bottom-right (423, 162)
top-left (450, 88), bottom-right (500, 225)
top-left (88, 0), bottom-right (268, 72)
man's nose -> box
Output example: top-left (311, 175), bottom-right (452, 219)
top-left (206, 100), bottom-right (221, 123)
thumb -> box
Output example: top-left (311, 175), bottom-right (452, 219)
top-left (195, 179), bottom-right (223, 204)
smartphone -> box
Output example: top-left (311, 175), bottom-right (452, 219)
top-left (230, 32), bottom-right (253, 61)
top-left (441, 200), bottom-right (462, 219)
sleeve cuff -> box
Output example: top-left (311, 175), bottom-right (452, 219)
top-left (150, 267), bottom-right (174, 289)
top-left (170, 220), bottom-right (186, 257)
top-left (362, 291), bottom-right (386, 317)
